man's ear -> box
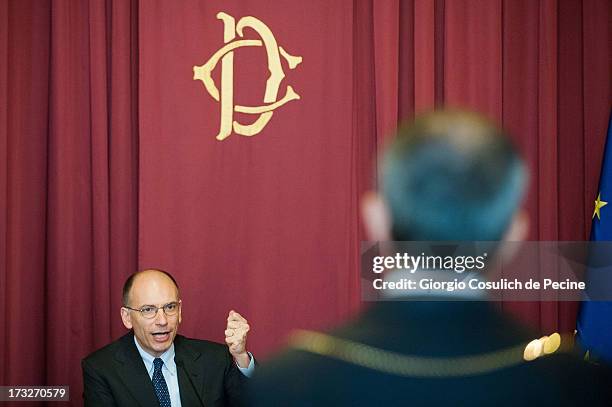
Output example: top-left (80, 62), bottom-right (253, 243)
top-left (361, 191), bottom-right (392, 241)
top-left (120, 307), bottom-right (133, 330)
top-left (503, 210), bottom-right (529, 241)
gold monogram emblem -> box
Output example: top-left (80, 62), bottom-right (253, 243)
top-left (193, 12), bottom-right (302, 141)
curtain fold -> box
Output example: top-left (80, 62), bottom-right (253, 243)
top-left (1, 0), bottom-right (50, 387)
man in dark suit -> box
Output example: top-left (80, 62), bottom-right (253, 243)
top-left (251, 110), bottom-right (612, 406)
top-left (82, 269), bottom-right (254, 407)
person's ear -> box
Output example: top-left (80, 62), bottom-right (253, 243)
top-left (503, 210), bottom-right (529, 241)
top-left (120, 307), bottom-right (133, 330)
top-left (361, 191), bottom-right (392, 241)
top-left (178, 300), bottom-right (182, 325)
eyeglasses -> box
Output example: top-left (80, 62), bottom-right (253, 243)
top-left (123, 301), bottom-right (181, 319)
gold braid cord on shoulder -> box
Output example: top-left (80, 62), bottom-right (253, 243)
top-left (288, 330), bottom-right (565, 378)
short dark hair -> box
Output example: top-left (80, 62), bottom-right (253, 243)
top-left (122, 268), bottom-right (180, 306)
top-left (382, 110), bottom-right (526, 241)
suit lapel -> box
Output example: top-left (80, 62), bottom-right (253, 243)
top-left (175, 335), bottom-right (209, 406)
top-left (114, 333), bottom-right (160, 407)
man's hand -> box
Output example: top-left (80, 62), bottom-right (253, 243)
top-left (225, 310), bottom-right (251, 368)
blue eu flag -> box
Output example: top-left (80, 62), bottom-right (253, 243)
top-left (576, 109), bottom-right (612, 362)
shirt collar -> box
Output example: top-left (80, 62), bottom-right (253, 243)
top-left (133, 335), bottom-right (178, 377)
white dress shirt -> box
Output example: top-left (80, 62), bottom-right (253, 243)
top-left (134, 336), bottom-right (255, 406)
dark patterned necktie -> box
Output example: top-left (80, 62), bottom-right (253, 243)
top-left (152, 358), bottom-right (171, 407)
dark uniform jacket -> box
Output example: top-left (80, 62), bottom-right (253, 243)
top-left (252, 301), bottom-right (612, 406)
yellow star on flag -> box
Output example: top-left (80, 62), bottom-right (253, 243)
top-left (593, 193), bottom-right (608, 220)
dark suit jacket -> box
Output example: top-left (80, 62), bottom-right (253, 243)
top-left (252, 301), bottom-right (612, 406)
top-left (82, 332), bottom-right (248, 407)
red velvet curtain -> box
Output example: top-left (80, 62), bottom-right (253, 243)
top-left (1, 0), bottom-right (139, 401)
top-left (1, 0), bottom-right (610, 405)
top-left (138, 0), bottom-right (363, 369)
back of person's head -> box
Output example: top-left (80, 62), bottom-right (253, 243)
top-left (382, 110), bottom-right (526, 241)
